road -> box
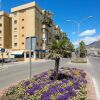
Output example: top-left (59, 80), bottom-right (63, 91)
top-left (0, 57), bottom-right (100, 99)
top-left (65, 56), bottom-right (100, 99)
top-left (0, 58), bottom-right (70, 89)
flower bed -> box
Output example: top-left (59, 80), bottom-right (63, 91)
top-left (1, 67), bottom-right (87, 100)
top-left (71, 57), bottom-right (87, 63)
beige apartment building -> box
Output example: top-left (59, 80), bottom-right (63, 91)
top-left (0, 2), bottom-right (62, 60)
top-left (0, 11), bottom-right (12, 59)
top-left (10, 2), bottom-right (44, 60)
top-left (10, 2), bottom-right (56, 60)
top-left (0, 11), bottom-right (11, 49)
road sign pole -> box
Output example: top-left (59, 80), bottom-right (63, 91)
top-left (1, 52), bottom-right (3, 68)
top-left (26, 37), bottom-right (36, 79)
top-left (29, 37), bottom-right (32, 79)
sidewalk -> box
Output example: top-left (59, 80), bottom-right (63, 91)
top-left (17, 59), bottom-right (53, 63)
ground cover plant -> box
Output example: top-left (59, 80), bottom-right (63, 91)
top-left (1, 67), bottom-right (87, 100)
top-left (71, 57), bottom-right (87, 63)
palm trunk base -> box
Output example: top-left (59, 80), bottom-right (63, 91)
top-left (54, 57), bottom-right (60, 80)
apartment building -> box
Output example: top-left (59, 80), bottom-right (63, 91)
top-left (10, 2), bottom-right (58, 60)
top-left (0, 11), bottom-right (11, 49)
top-left (10, 2), bottom-right (44, 60)
top-left (0, 2), bottom-right (63, 60)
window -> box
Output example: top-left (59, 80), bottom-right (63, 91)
top-left (0, 37), bottom-right (2, 41)
top-left (41, 43), bottom-right (42, 46)
top-left (0, 30), bottom-right (2, 34)
top-left (14, 43), bottom-right (17, 46)
top-left (37, 42), bottom-right (38, 46)
top-left (22, 34), bottom-right (24, 37)
top-left (14, 35), bottom-right (17, 37)
top-left (14, 28), bottom-right (17, 30)
top-left (22, 42), bottom-right (24, 45)
top-left (22, 19), bottom-right (24, 21)
top-left (0, 24), bottom-right (2, 27)
top-left (14, 20), bottom-right (17, 24)
top-left (22, 26), bottom-right (24, 29)
top-left (0, 44), bottom-right (2, 46)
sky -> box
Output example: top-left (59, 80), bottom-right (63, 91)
top-left (0, 0), bottom-right (100, 47)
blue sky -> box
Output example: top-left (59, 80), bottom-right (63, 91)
top-left (0, 0), bottom-right (100, 47)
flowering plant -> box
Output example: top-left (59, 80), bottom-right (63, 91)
top-left (1, 67), bottom-right (87, 100)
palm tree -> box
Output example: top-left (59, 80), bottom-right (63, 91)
top-left (48, 35), bottom-right (67, 80)
top-left (42, 10), bottom-right (53, 27)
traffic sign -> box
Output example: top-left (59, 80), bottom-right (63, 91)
top-left (0, 48), bottom-right (5, 52)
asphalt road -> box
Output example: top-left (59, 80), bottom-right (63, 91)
top-left (0, 57), bottom-right (100, 98)
top-left (65, 56), bottom-right (100, 99)
top-left (0, 58), bottom-right (70, 89)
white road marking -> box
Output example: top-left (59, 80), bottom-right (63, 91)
top-left (0, 65), bottom-right (8, 70)
top-left (92, 77), bottom-right (100, 100)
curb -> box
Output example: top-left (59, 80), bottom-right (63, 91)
top-left (86, 71), bottom-right (96, 100)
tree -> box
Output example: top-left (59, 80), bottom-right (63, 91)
top-left (48, 35), bottom-right (67, 80)
top-left (79, 41), bottom-right (86, 57)
top-left (42, 10), bottom-right (53, 27)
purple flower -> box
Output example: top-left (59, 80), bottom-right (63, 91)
top-left (73, 82), bottom-right (80, 89)
top-left (44, 96), bottom-right (50, 100)
top-left (70, 90), bottom-right (77, 96)
top-left (62, 79), bottom-right (68, 83)
top-left (63, 93), bottom-right (70, 99)
top-left (56, 94), bottom-right (69, 100)
top-left (83, 79), bottom-right (87, 84)
top-left (32, 83), bottom-right (39, 89)
top-left (43, 92), bottom-right (49, 97)
top-left (58, 88), bottom-right (65, 93)
top-left (65, 86), bottom-right (73, 91)
top-left (25, 81), bottom-right (30, 86)
top-left (56, 95), bottom-right (64, 100)
top-left (26, 88), bottom-right (34, 95)
top-left (48, 87), bottom-right (57, 94)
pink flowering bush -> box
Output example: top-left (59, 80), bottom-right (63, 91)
top-left (1, 67), bottom-right (87, 100)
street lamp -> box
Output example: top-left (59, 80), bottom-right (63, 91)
top-left (66, 16), bottom-right (93, 57)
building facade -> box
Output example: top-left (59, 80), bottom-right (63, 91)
top-left (86, 47), bottom-right (100, 56)
top-left (0, 2), bottom-right (63, 60)
top-left (0, 11), bottom-right (11, 49)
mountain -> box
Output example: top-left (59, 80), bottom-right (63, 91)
top-left (86, 40), bottom-right (100, 48)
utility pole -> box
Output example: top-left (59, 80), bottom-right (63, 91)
top-left (66, 16), bottom-right (93, 57)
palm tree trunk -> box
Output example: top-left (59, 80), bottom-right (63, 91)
top-left (54, 57), bottom-right (60, 80)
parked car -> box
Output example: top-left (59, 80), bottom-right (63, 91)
top-left (0, 58), bottom-right (5, 63)
top-left (4, 58), bottom-right (11, 63)
top-left (10, 58), bottom-right (17, 62)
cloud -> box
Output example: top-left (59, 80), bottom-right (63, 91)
top-left (73, 35), bottom-right (100, 47)
top-left (79, 29), bottom-right (96, 37)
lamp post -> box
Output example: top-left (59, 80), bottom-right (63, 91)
top-left (66, 16), bottom-right (93, 57)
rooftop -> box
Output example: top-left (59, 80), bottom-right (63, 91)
top-left (0, 11), bottom-right (9, 17)
top-left (11, 2), bottom-right (42, 13)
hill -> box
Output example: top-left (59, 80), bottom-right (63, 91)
top-left (86, 40), bottom-right (100, 48)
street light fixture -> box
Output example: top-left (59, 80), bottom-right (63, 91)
top-left (66, 16), bottom-right (93, 57)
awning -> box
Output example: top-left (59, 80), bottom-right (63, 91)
top-left (35, 49), bottom-right (48, 53)
top-left (10, 51), bottom-right (24, 55)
